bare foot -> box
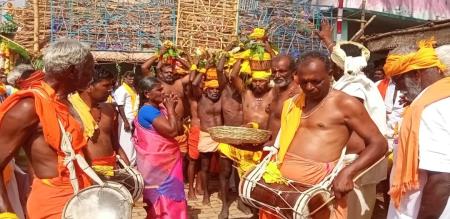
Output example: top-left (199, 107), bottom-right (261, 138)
top-left (202, 195), bottom-right (210, 205)
top-left (237, 199), bottom-right (252, 215)
top-left (218, 207), bottom-right (229, 219)
top-left (187, 190), bottom-right (197, 200)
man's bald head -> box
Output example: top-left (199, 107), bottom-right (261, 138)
top-left (272, 54), bottom-right (296, 87)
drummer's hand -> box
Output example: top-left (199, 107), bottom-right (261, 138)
top-left (331, 167), bottom-right (355, 199)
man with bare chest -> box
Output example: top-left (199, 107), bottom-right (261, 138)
top-left (265, 55), bottom-right (301, 147)
top-left (0, 40), bottom-right (95, 219)
top-left (216, 54), bottom-right (249, 218)
top-left (188, 78), bottom-right (223, 205)
top-left (69, 68), bottom-right (130, 176)
top-left (230, 59), bottom-right (275, 130)
top-left (260, 51), bottom-right (387, 219)
top-left (156, 64), bottom-right (191, 155)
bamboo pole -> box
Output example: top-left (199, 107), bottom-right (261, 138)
top-left (360, 0), bottom-right (367, 30)
top-left (350, 15), bottom-right (376, 41)
top-left (33, 0), bottom-right (39, 54)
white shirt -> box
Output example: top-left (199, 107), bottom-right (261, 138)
top-left (376, 79), bottom-right (404, 151)
top-left (113, 85), bottom-right (139, 121)
top-left (388, 96), bottom-right (450, 219)
top-left (333, 74), bottom-right (388, 136)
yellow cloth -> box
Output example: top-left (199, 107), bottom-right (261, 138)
top-left (250, 52), bottom-right (272, 61)
top-left (92, 165), bottom-right (115, 177)
top-left (106, 95), bottom-right (114, 104)
top-left (218, 143), bottom-right (262, 177)
top-left (0, 212), bottom-right (19, 219)
top-left (68, 92), bottom-right (98, 138)
top-left (384, 38), bottom-right (447, 78)
top-left (240, 60), bottom-right (252, 75)
top-left (252, 70), bottom-right (271, 80)
top-left (278, 93), bottom-right (305, 163)
top-left (122, 82), bottom-right (138, 116)
top-left (204, 80), bottom-right (219, 90)
top-left (249, 28), bottom-right (266, 39)
top-left (262, 161), bottom-right (288, 184)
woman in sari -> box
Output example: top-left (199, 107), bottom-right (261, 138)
top-left (133, 77), bottom-right (187, 219)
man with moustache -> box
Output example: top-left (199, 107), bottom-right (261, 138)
top-left (385, 39), bottom-right (450, 219)
top-left (264, 55), bottom-right (301, 148)
top-left (69, 68), bottom-right (130, 176)
top-left (142, 48), bottom-right (192, 155)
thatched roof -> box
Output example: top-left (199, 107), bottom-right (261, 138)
top-left (364, 19), bottom-right (450, 52)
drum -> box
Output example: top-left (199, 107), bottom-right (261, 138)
top-left (62, 184), bottom-right (133, 219)
top-left (239, 165), bottom-right (335, 219)
top-left (99, 167), bottom-right (144, 202)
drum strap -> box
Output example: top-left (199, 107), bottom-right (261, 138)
top-left (57, 119), bottom-right (104, 194)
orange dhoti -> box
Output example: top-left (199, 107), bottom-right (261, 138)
top-left (0, 82), bottom-right (90, 219)
top-left (259, 152), bottom-right (347, 219)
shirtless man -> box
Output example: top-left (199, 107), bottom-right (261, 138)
top-left (142, 46), bottom-right (191, 120)
top-left (316, 20), bottom-right (388, 219)
top-left (266, 55), bottom-right (301, 146)
top-left (69, 68), bottom-right (130, 174)
top-left (261, 51), bottom-right (387, 218)
top-left (0, 40), bottom-right (94, 219)
top-left (187, 74), bottom-right (223, 205)
top-left (230, 59), bottom-right (275, 130)
top-left (216, 48), bottom-right (249, 218)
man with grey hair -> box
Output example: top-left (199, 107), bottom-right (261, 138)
top-left (384, 39), bottom-right (450, 219)
top-left (0, 39), bottom-right (94, 219)
top-left (436, 44), bottom-right (450, 76)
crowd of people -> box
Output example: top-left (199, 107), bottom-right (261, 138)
top-left (0, 21), bottom-right (449, 219)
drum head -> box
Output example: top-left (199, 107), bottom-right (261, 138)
top-left (105, 181), bottom-right (133, 201)
top-left (62, 185), bottom-right (132, 219)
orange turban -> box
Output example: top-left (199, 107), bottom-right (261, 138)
top-left (384, 38), bottom-right (446, 77)
top-left (204, 80), bottom-right (219, 90)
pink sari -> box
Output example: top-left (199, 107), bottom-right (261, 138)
top-left (133, 109), bottom-right (187, 219)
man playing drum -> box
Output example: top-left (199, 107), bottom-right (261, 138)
top-left (260, 51), bottom-right (387, 218)
top-left (0, 40), bottom-right (94, 219)
top-left (69, 68), bottom-right (130, 175)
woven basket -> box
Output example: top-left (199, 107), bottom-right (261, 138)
top-left (250, 60), bottom-right (271, 71)
top-left (208, 126), bottom-right (271, 145)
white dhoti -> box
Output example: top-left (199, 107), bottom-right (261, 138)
top-left (347, 157), bottom-right (387, 219)
top-left (118, 118), bottom-right (136, 166)
top-left (5, 160), bottom-right (25, 219)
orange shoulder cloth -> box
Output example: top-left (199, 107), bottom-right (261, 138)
top-left (390, 77), bottom-right (450, 208)
top-left (0, 82), bottom-right (86, 152)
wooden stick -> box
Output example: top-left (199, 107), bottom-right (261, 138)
top-left (350, 15), bottom-right (376, 41)
top-left (365, 21), bottom-right (450, 41)
top-left (33, 0), bottom-right (40, 54)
